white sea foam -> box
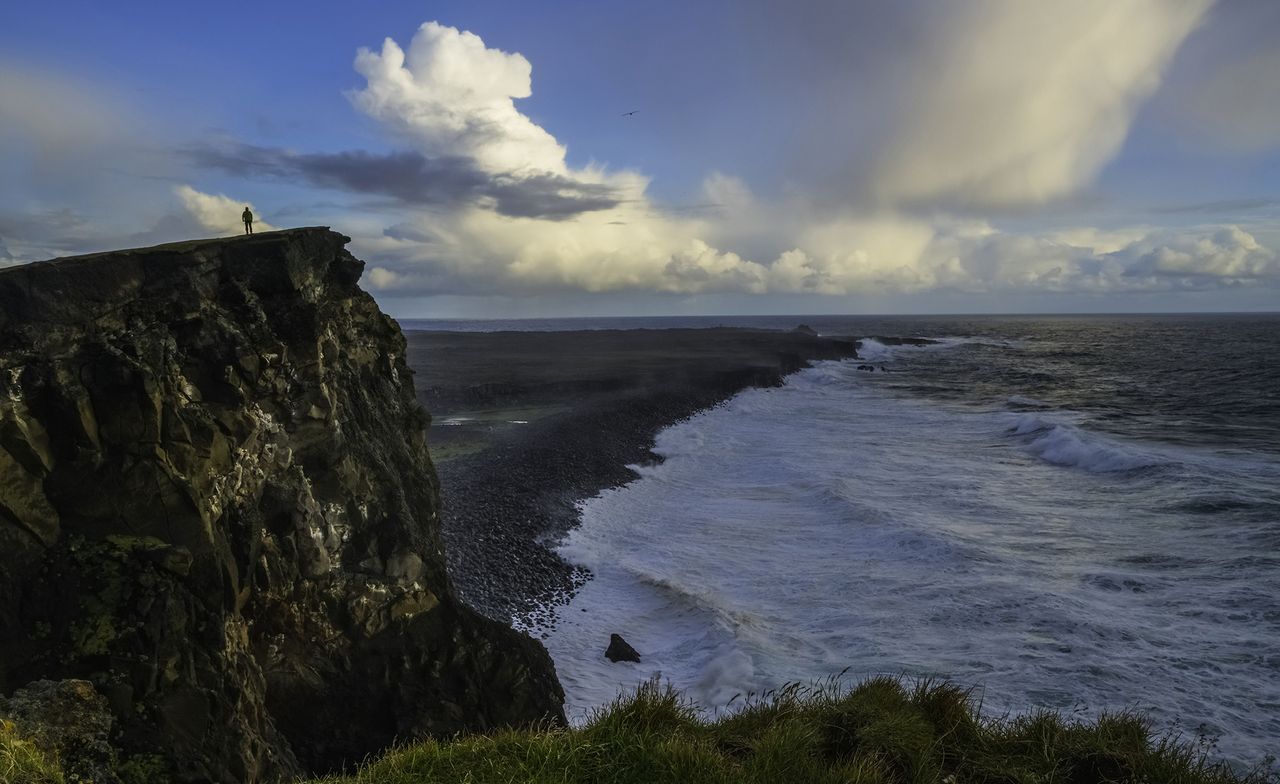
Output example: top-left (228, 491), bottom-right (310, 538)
top-left (538, 356), bottom-right (1280, 768)
top-left (856, 338), bottom-right (894, 361)
top-left (1006, 395), bottom-right (1051, 408)
top-left (1004, 413), bottom-right (1168, 472)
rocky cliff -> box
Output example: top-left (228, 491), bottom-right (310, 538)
top-left (0, 229), bottom-right (564, 782)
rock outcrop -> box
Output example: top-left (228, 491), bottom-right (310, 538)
top-left (604, 634), bottom-right (641, 664)
top-left (0, 229), bottom-right (564, 782)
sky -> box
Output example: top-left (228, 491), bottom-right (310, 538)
top-left (2, 0), bottom-right (1279, 317)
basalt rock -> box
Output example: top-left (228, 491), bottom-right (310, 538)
top-left (0, 679), bottom-right (121, 784)
top-left (0, 229), bottom-right (565, 782)
top-left (605, 634), bottom-right (641, 663)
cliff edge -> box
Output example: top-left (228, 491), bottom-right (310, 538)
top-left (0, 229), bottom-right (564, 782)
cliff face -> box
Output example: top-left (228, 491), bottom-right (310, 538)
top-left (0, 229), bottom-right (564, 782)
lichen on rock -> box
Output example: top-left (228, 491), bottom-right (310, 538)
top-left (0, 229), bottom-right (564, 783)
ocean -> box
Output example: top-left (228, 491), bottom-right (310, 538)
top-left (410, 314), bottom-right (1280, 767)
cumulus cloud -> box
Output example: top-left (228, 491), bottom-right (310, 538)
top-left (332, 18), bottom-right (1276, 302)
top-left (872, 0), bottom-right (1211, 208)
top-left (338, 22), bottom-right (768, 294)
top-left (1117, 226), bottom-right (1279, 282)
top-left (366, 266), bottom-right (403, 289)
top-left (175, 186), bottom-right (277, 235)
top-left (349, 22), bottom-right (568, 175)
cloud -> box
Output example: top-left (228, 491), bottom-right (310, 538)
top-left (1117, 226), bottom-right (1279, 282)
top-left (1153, 198), bottom-right (1278, 215)
top-left (333, 18), bottom-right (1276, 302)
top-left (366, 266), bottom-right (403, 289)
top-left (1175, 48), bottom-right (1280, 152)
top-left (349, 22), bottom-right (567, 175)
top-left (175, 186), bottom-right (277, 235)
top-left (871, 0), bottom-right (1211, 208)
top-left (0, 67), bottom-right (135, 182)
top-left (1156, 0), bottom-right (1280, 154)
top-left (189, 142), bottom-right (623, 220)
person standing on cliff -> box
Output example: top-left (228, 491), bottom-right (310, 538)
top-left (242, 207), bottom-right (254, 235)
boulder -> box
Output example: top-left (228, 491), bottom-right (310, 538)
top-left (0, 679), bottom-right (120, 784)
top-left (605, 634), bottom-right (641, 663)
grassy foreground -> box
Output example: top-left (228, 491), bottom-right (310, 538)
top-left (1, 720), bottom-right (62, 784)
top-left (3, 678), bottom-right (1273, 783)
top-left (314, 678), bottom-right (1275, 784)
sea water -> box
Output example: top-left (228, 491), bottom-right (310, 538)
top-left (528, 314), bottom-right (1280, 768)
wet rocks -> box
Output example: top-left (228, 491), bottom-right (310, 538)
top-left (605, 634), bottom-right (641, 663)
top-left (0, 229), bottom-right (564, 782)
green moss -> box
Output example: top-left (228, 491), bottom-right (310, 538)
top-left (102, 535), bottom-right (170, 552)
top-left (61, 535), bottom-right (175, 657)
top-left (310, 677), bottom-right (1277, 784)
top-left (115, 753), bottom-right (171, 784)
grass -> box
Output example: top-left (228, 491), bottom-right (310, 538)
top-left (311, 677), bottom-right (1278, 784)
top-left (0, 720), bottom-right (62, 784)
top-left (3, 678), bottom-right (1272, 783)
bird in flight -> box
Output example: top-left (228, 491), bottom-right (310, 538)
top-left (621, 110), bottom-right (639, 117)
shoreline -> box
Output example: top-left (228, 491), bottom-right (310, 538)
top-left (404, 327), bottom-right (858, 624)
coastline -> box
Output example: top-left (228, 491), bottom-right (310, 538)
top-left (404, 327), bottom-right (858, 624)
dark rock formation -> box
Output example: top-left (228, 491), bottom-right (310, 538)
top-left (605, 634), bottom-right (641, 663)
top-left (865, 335), bottom-right (938, 347)
top-left (792, 324), bottom-right (818, 336)
top-left (0, 229), bottom-right (564, 782)
top-left (0, 679), bottom-right (121, 784)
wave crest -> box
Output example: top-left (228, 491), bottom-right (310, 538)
top-left (1006, 414), bottom-right (1167, 473)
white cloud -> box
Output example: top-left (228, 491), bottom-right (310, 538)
top-left (341, 17), bottom-right (1275, 303)
top-left (175, 186), bottom-right (276, 236)
top-left (367, 266), bottom-right (403, 289)
top-left (872, 0), bottom-right (1211, 208)
top-left (346, 22), bottom-right (770, 296)
top-left (350, 22), bottom-right (567, 175)
top-left (1117, 225), bottom-right (1279, 281)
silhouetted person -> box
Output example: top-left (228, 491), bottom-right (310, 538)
top-left (242, 207), bottom-right (254, 235)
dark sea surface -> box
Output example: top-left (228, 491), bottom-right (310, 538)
top-left (409, 314), bottom-right (1280, 768)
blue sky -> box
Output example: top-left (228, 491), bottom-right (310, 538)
top-left (2, 0), bottom-right (1278, 316)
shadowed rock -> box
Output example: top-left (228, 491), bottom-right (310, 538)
top-left (0, 679), bottom-right (120, 784)
top-left (605, 634), bottom-right (641, 663)
top-left (0, 229), bottom-right (564, 782)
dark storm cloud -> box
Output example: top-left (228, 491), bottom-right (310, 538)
top-left (188, 142), bottom-right (621, 220)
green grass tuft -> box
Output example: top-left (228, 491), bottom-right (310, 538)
top-left (0, 719), bottom-right (64, 784)
top-left (312, 676), bottom-right (1279, 784)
